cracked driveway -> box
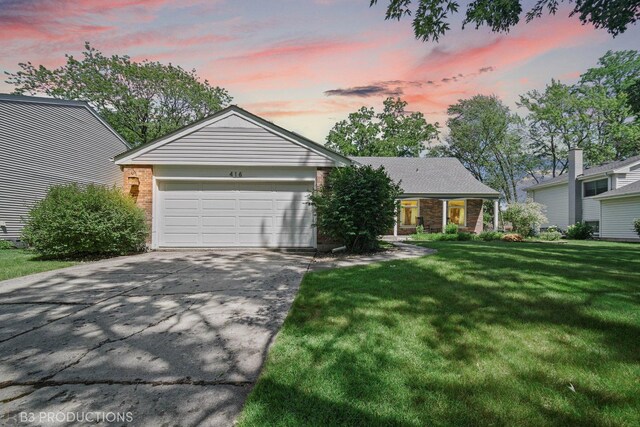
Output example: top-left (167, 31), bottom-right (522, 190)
top-left (0, 250), bottom-right (312, 426)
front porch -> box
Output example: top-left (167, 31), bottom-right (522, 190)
top-left (392, 197), bottom-right (500, 237)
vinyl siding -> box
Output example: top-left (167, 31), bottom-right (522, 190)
top-left (600, 196), bottom-right (640, 240)
top-left (0, 100), bottom-right (126, 241)
top-left (530, 184), bottom-right (569, 229)
top-left (132, 114), bottom-right (334, 166)
top-left (614, 165), bottom-right (640, 188)
top-left (582, 197), bottom-right (600, 222)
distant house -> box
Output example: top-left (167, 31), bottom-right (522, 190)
top-left (0, 94), bottom-right (130, 242)
top-left (526, 149), bottom-right (640, 241)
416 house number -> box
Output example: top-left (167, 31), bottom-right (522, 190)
top-left (229, 171), bottom-right (243, 178)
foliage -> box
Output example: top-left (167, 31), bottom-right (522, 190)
top-left (634, 218), bottom-right (640, 237)
top-left (538, 230), bottom-right (563, 241)
top-left (0, 249), bottom-right (77, 281)
top-left (411, 231), bottom-right (471, 241)
top-left (369, 0), bottom-right (639, 42)
top-left (502, 233), bottom-right (525, 242)
top-left (238, 240), bottom-right (640, 426)
top-left (0, 240), bottom-right (15, 250)
top-left (477, 231), bottom-right (504, 241)
top-left (5, 42), bottom-right (232, 146)
top-left (628, 79), bottom-right (640, 114)
top-left (432, 95), bottom-right (532, 202)
top-left (309, 165), bottom-right (402, 252)
top-left (22, 184), bottom-right (148, 259)
top-left (415, 224), bottom-right (425, 234)
top-left (445, 223), bottom-right (459, 234)
top-left (566, 221), bottom-right (594, 240)
top-left (502, 201), bottom-right (548, 237)
top-left (326, 97), bottom-right (438, 157)
top-left (457, 232), bottom-right (473, 241)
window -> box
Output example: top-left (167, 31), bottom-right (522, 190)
top-left (400, 200), bottom-right (418, 226)
top-left (584, 179), bottom-right (608, 197)
top-left (585, 221), bottom-right (600, 234)
top-left (448, 200), bottom-right (466, 226)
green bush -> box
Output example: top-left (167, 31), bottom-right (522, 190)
top-left (445, 223), bottom-right (459, 234)
top-left (457, 232), bottom-right (473, 241)
top-left (412, 232), bottom-right (473, 242)
top-left (477, 231), bottom-right (504, 241)
top-left (539, 231), bottom-right (563, 241)
top-left (415, 224), bottom-right (425, 234)
top-left (309, 165), bottom-right (402, 252)
top-left (634, 218), bottom-right (640, 237)
top-left (22, 184), bottom-right (148, 259)
top-left (0, 240), bottom-right (14, 250)
top-left (502, 201), bottom-right (548, 237)
top-left (566, 222), bottom-right (594, 240)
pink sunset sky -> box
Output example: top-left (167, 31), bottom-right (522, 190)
top-left (1, 0), bottom-right (639, 142)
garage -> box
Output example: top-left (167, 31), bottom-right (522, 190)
top-left (114, 106), bottom-right (351, 249)
top-left (158, 180), bottom-right (314, 248)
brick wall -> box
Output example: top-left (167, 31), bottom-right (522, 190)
top-left (465, 199), bottom-right (484, 234)
top-left (122, 165), bottom-right (153, 243)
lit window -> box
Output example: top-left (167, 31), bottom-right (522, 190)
top-left (448, 200), bottom-right (466, 226)
top-left (584, 179), bottom-right (608, 197)
top-left (400, 200), bottom-right (418, 226)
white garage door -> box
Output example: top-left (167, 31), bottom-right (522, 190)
top-left (158, 181), bottom-right (314, 248)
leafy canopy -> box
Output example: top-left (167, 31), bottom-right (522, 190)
top-left (432, 95), bottom-right (532, 203)
top-left (370, 0), bottom-right (640, 42)
top-left (326, 97), bottom-right (438, 157)
top-left (309, 165), bottom-right (402, 252)
top-left (5, 42), bottom-right (232, 146)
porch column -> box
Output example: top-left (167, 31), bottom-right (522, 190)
top-left (442, 200), bottom-right (447, 233)
top-left (493, 199), bottom-right (499, 231)
top-left (394, 199), bottom-right (398, 238)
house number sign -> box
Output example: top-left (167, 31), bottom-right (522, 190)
top-left (229, 171), bottom-right (243, 178)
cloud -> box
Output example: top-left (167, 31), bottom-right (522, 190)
top-left (324, 84), bottom-right (403, 97)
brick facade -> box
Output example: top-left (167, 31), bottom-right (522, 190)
top-left (395, 198), bottom-right (484, 235)
top-left (122, 165), bottom-right (153, 243)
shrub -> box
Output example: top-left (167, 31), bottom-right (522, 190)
top-left (634, 218), bottom-right (640, 237)
top-left (309, 165), bottom-right (402, 252)
top-left (566, 222), bottom-right (593, 240)
top-left (445, 223), bottom-right (459, 234)
top-left (539, 231), bottom-right (563, 241)
top-left (0, 240), bottom-right (14, 250)
top-left (22, 184), bottom-right (148, 259)
top-left (477, 231), bottom-right (504, 241)
top-left (457, 232), bottom-right (473, 241)
top-left (502, 201), bottom-right (548, 237)
top-left (502, 233), bottom-right (524, 242)
top-left (415, 224), bottom-right (425, 234)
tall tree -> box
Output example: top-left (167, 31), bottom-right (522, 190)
top-left (433, 95), bottom-right (531, 202)
top-left (369, 0), bottom-right (640, 42)
top-left (518, 80), bottom-right (590, 177)
top-left (5, 42), bottom-right (232, 146)
top-left (326, 97), bottom-right (438, 157)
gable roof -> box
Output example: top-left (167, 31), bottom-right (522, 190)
top-left (525, 154), bottom-right (640, 191)
top-left (114, 105), bottom-right (351, 166)
top-left (352, 157), bottom-right (500, 198)
top-left (0, 94), bottom-right (130, 149)
top-left (593, 180), bottom-right (640, 200)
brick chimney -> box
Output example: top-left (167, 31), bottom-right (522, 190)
top-left (568, 148), bottom-right (583, 225)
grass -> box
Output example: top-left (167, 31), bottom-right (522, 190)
top-left (238, 240), bottom-right (640, 427)
top-left (0, 249), bottom-right (78, 281)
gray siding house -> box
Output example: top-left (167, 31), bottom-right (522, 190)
top-left (526, 149), bottom-right (640, 241)
top-left (0, 94), bottom-right (130, 242)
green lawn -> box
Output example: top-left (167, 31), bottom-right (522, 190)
top-left (238, 240), bottom-right (640, 427)
top-left (0, 249), bottom-right (77, 281)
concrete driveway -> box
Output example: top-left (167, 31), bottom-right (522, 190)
top-left (0, 250), bottom-right (312, 426)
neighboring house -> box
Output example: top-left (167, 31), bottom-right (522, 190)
top-left (114, 106), bottom-right (500, 249)
top-left (526, 148), bottom-right (640, 241)
top-left (0, 94), bottom-right (130, 242)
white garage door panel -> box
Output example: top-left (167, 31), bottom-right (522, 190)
top-left (158, 181), bottom-right (314, 247)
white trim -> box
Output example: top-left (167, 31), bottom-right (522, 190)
top-left (493, 199), bottom-right (499, 231)
top-left (151, 176), bottom-right (159, 250)
top-left (115, 108), bottom-right (349, 166)
top-left (154, 177), bottom-right (315, 182)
